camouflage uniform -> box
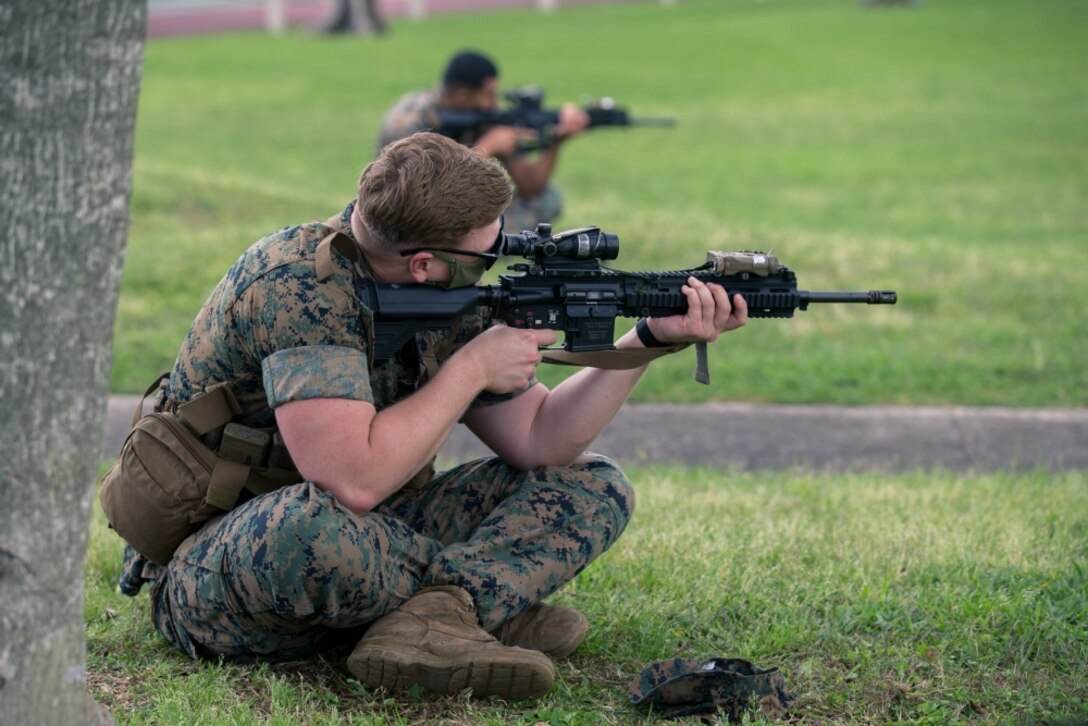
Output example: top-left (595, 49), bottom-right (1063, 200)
top-left (121, 202), bottom-right (634, 661)
top-left (376, 88), bottom-right (563, 234)
top-left (628, 657), bottom-right (793, 722)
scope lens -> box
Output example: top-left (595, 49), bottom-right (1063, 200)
top-left (594, 232), bottom-right (620, 261)
top-left (499, 229), bottom-right (620, 261)
top-left (500, 232), bottom-right (530, 257)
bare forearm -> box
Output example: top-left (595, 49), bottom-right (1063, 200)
top-left (466, 322), bottom-right (680, 470)
top-left (362, 359), bottom-right (483, 491)
top-left (515, 328), bottom-right (649, 466)
top-left (506, 147), bottom-right (560, 198)
top-left (278, 355), bottom-right (485, 513)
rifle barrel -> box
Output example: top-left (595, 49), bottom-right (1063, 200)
top-left (629, 116), bottom-right (676, 126)
top-left (803, 290), bottom-right (898, 305)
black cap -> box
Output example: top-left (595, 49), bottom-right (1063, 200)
top-left (442, 50), bottom-right (499, 91)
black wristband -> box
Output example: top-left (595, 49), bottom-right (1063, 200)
top-left (636, 318), bottom-right (670, 348)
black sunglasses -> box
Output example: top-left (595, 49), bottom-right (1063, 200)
top-left (399, 215), bottom-right (505, 271)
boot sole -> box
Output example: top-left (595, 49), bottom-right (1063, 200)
top-left (347, 644), bottom-right (556, 700)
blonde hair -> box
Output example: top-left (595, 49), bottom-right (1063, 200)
top-left (358, 132), bottom-right (512, 249)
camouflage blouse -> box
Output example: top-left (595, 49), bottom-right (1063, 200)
top-left (375, 87), bottom-right (484, 154)
top-left (120, 202), bottom-right (517, 597)
top-left (167, 200), bottom-right (513, 426)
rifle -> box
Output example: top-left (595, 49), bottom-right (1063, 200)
top-left (434, 87), bottom-right (675, 151)
top-left (357, 224), bottom-right (897, 384)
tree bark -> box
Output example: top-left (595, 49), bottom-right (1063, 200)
top-left (0, 1), bottom-right (146, 724)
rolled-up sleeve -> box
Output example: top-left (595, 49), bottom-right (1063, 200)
top-left (262, 345), bottom-right (373, 408)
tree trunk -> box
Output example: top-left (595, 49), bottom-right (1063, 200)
top-left (0, 1), bottom-right (146, 724)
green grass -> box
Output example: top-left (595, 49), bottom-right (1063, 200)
top-left (114, 0), bottom-right (1088, 405)
top-left (86, 465), bottom-right (1088, 724)
top-left (92, 4), bottom-right (1088, 721)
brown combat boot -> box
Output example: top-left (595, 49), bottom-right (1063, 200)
top-left (495, 603), bottom-right (589, 660)
top-left (347, 586), bottom-right (556, 700)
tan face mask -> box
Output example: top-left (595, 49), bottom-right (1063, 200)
top-left (399, 216), bottom-right (505, 288)
top-left (420, 250), bottom-right (490, 289)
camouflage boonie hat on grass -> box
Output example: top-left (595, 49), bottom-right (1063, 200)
top-left (628, 657), bottom-right (793, 722)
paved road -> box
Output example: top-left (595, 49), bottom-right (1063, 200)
top-left (102, 395), bottom-right (1088, 473)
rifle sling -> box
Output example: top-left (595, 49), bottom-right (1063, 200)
top-left (541, 342), bottom-right (710, 384)
top-left (540, 345), bottom-right (686, 369)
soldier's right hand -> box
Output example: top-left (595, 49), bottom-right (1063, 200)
top-left (462, 325), bottom-right (557, 393)
top-left (474, 126), bottom-right (538, 157)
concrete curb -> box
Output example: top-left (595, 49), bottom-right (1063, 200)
top-left (102, 396), bottom-right (1088, 473)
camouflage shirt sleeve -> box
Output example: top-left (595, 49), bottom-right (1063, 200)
top-left (262, 345), bottom-right (372, 408)
top-left (231, 259), bottom-right (375, 408)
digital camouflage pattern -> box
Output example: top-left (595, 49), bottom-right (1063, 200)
top-left (120, 202), bottom-right (634, 661)
top-left (166, 202), bottom-right (505, 424)
top-left (376, 88), bottom-right (563, 233)
top-left (628, 657), bottom-right (793, 722)
top-left (151, 455), bottom-right (632, 660)
top-left (376, 88), bottom-right (466, 153)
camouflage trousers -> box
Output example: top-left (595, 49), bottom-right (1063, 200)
top-left (150, 454), bottom-right (633, 661)
top-left (504, 184), bottom-right (563, 234)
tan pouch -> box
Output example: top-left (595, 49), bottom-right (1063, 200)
top-left (100, 410), bottom-right (252, 566)
top-left (99, 375), bottom-right (268, 565)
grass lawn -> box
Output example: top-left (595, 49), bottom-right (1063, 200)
top-left (86, 465), bottom-right (1088, 724)
top-left (88, 0), bottom-right (1088, 723)
top-left (114, 0), bottom-right (1088, 406)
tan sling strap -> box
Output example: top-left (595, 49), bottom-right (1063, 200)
top-left (545, 342), bottom-right (709, 383)
top-left (416, 338), bottom-right (689, 383)
top-left (543, 342), bottom-right (710, 383)
top-left (539, 344), bottom-right (689, 370)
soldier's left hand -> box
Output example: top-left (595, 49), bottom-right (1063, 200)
top-left (554, 104), bottom-right (591, 139)
top-left (646, 277), bottom-right (748, 344)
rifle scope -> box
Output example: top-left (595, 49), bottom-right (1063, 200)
top-left (503, 223), bottom-right (620, 262)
